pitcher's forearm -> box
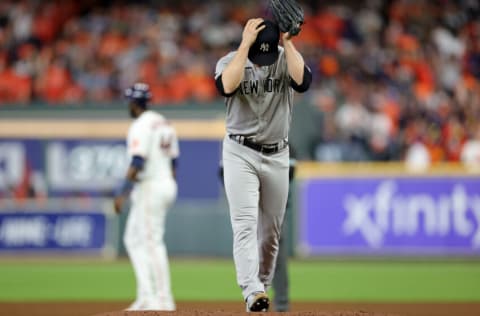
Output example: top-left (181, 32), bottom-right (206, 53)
top-left (284, 40), bottom-right (305, 85)
top-left (221, 44), bottom-right (250, 93)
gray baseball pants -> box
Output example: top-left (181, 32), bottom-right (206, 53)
top-left (222, 136), bottom-right (289, 300)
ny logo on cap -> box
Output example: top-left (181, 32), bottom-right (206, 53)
top-left (260, 43), bottom-right (269, 52)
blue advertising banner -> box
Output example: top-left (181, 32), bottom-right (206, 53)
top-left (0, 138), bottom-right (221, 200)
top-left (46, 140), bottom-right (128, 193)
top-left (0, 212), bottom-right (106, 251)
top-left (300, 177), bottom-right (480, 256)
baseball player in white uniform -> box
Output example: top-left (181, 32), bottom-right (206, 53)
top-left (214, 19), bottom-right (312, 311)
top-left (113, 83), bottom-right (179, 311)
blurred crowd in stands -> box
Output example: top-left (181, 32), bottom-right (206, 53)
top-left (0, 0), bottom-right (480, 165)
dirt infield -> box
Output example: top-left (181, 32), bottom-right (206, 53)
top-left (2, 301), bottom-right (480, 316)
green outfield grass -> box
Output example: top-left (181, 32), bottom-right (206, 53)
top-left (0, 259), bottom-right (479, 302)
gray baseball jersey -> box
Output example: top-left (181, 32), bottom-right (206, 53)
top-left (216, 46), bottom-right (294, 301)
top-left (215, 46), bottom-right (294, 144)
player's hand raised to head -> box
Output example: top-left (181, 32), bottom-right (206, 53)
top-left (241, 18), bottom-right (265, 48)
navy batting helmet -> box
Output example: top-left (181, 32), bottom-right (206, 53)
top-left (124, 82), bottom-right (152, 107)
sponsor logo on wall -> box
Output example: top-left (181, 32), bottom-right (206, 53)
top-left (301, 177), bottom-right (480, 255)
top-left (47, 142), bottom-right (128, 191)
top-left (0, 212), bottom-right (106, 250)
top-left (0, 138), bottom-right (222, 199)
top-left (0, 143), bottom-right (26, 191)
top-left (342, 181), bottom-right (480, 248)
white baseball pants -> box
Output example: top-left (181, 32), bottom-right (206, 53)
top-left (124, 179), bottom-right (177, 310)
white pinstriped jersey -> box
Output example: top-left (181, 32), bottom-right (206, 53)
top-left (127, 110), bottom-right (179, 182)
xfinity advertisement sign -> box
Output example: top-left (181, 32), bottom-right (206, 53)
top-left (300, 177), bottom-right (480, 256)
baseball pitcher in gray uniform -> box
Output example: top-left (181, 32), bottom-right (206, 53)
top-left (214, 18), bottom-right (312, 312)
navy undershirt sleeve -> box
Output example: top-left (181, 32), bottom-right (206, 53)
top-left (290, 65), bottom-right (312, 93)
top-left (215, 75), bottom-right (237, 97)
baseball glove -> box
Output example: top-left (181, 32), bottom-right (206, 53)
top-left (269, 0), bottom-right (305, 36)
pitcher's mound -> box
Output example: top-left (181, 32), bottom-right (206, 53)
top-left (92, 310), bottom-right (402, 316)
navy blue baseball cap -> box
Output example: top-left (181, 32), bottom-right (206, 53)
top-left (248, 20), bottom-right (280, 66)
top-left (124, 82), bottom-right (152, 107)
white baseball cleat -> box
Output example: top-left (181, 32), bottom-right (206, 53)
top-left (125, 300), bottom-right (148, 311)
top-left (144, 301), bottom-right (176, 311)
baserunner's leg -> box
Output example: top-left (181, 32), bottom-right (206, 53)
top-left (124, 191), bottom-right (151, 310)
top-left (144, 181), bottom-right (176, 310)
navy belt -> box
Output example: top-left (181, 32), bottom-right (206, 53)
top-left (229, 134), bottom-right (287, 155)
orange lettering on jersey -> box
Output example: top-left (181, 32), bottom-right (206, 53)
top-left (152, 120), bottom-right (165, 129)
top-left (131, 139), bottom-right (140, 149)
top-left (160, 134), bottom-right (172, 150)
